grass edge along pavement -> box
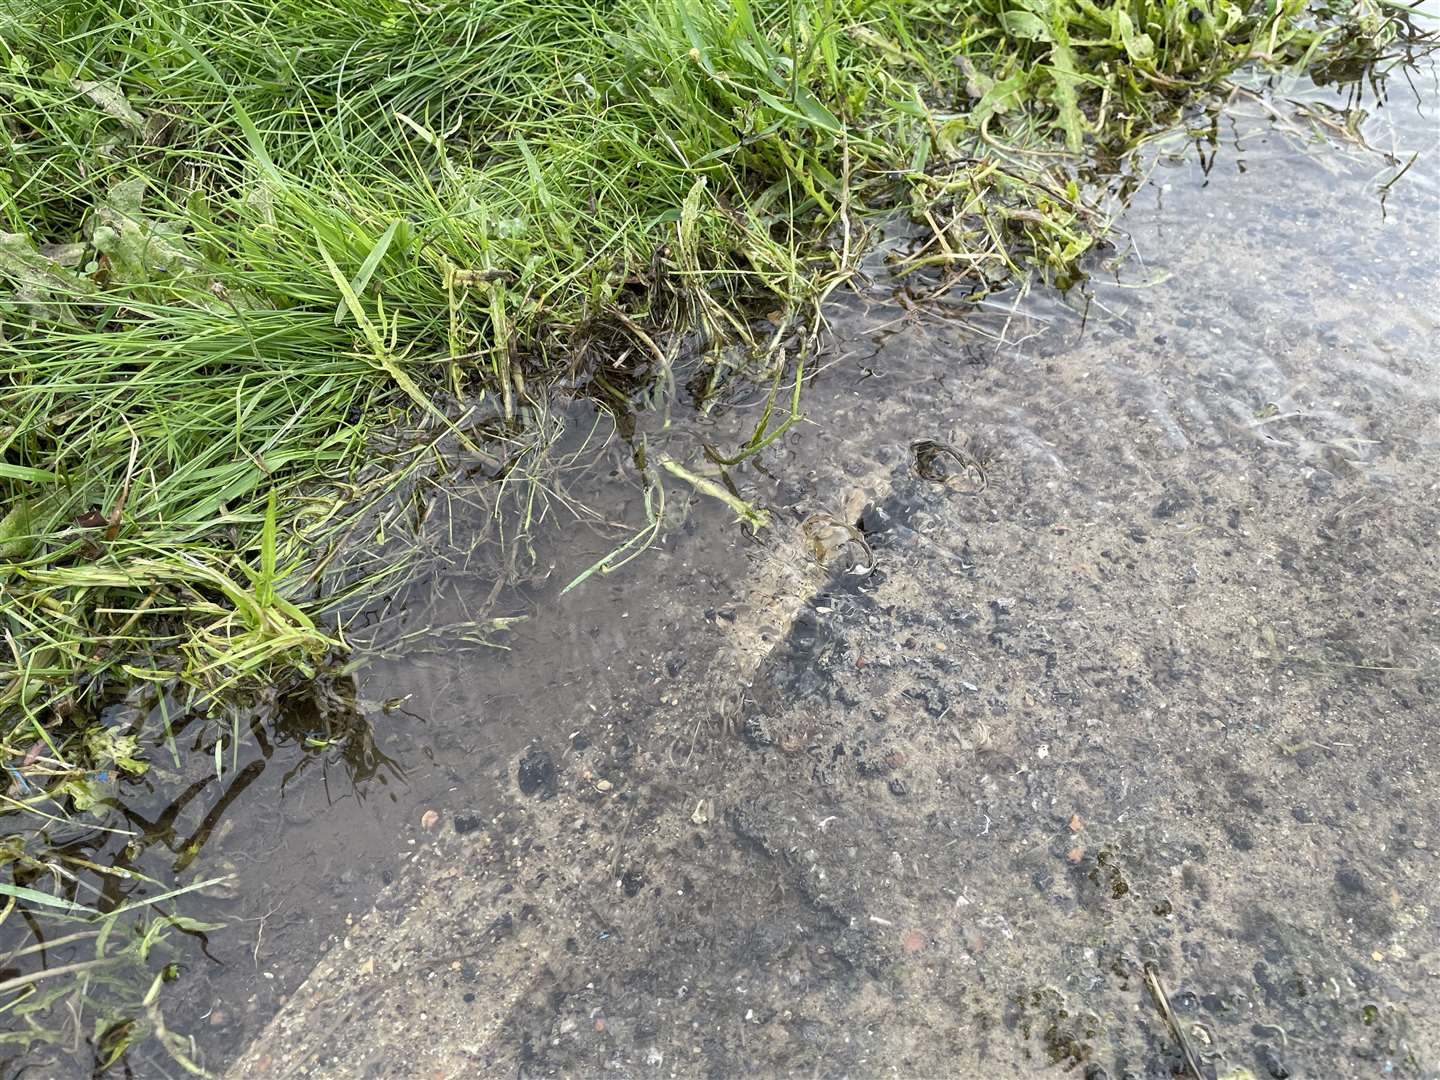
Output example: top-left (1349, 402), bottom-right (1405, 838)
top-left (0, 0), bottom-right (1421, 1071)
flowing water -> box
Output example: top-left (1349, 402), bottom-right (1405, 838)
top-left (4, 45), bottom-right (1437, 1080)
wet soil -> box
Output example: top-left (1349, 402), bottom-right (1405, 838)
top-left (226, 70), bottom-right (1440, 1080)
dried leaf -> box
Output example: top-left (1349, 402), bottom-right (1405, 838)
top-left (72, 78), bottom-right (146, 130)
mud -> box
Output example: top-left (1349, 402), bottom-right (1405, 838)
top-left (229, 74), bottom-right (1439, 1080)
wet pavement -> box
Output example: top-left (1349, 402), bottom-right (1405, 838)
top-left (225, 64), bottom-right (1440, 1080)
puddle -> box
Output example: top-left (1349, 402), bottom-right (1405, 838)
top-left (5, 47), bottom-right (1437, 1079)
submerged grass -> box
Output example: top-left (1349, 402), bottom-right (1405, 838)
top-left (0, 0), bottom-right (1420, 1069)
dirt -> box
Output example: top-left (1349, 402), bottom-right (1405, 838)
top-left (226, 79), bottom-right (1439, 1080)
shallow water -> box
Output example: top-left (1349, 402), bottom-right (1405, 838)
top-left (5, 46), bottom-right (1437, 1078)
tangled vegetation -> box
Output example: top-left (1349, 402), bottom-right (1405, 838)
top-left (0, 0), bottom-right (1420, 1069)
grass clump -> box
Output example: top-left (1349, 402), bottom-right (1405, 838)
top-left (0, 0), bottom-right (1417, 1069)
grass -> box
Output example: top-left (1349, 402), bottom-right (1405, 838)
top-left (0, 0), bottom-right (1419, 1070)
top-left (2, 877), bottom-right (227, 1074)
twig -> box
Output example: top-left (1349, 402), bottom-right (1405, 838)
top-left (1144, 962), bottom-right (1204, 1080)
